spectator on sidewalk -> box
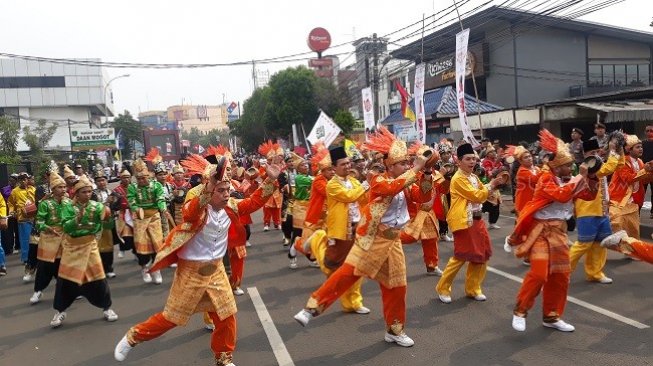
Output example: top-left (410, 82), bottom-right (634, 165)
top-left (569, 128), bottom-right (584, 165)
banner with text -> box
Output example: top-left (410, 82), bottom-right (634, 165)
top-left (306, 111), bottom-right (342, 147)
top-left (70, 128), bottom-right (116, 151)
top-left (361, 87), bottom-right (375, 140)
top-left (455, 29), bottom-right (479, 147)
top-left (414, 63), bottom-right (426, 143)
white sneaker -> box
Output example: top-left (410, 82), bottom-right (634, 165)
top-left (114, 335), bottom-right (133, 362)
top-left (50, 311), bottom-right (66, 328)
top-left (522, 260), bottom-right (531, 267)
top-left (543, 319), bottom-right (575, 332)
top-left (354, 306), bottom-right (371, 314)
top-left (233, 287), bottom-right (245, 296)
top-left (204, 323), bottom-right (215, 331)
top-left (598, 276), bottom-right (613, 284)
top-left (289, 257), bottom-right (298, 269)
top-left (309, 260), bottom-right (320, 268)
top-left (30, 291), bottom-right (42, 304)
top-left (489, 224), bottom-right (501, 230)
top-left (245, 241), bottom-right (252, 247)
top-left (170, 263), bottom-right (177, 268)
top-left (106, 272), bottom-right (117, 278)
top-left (426, 267), bottom-right (443, 276)
top-left (263, 225), bottom-right (269, 232)
top-left (472, 294), bottom-right (487, 301)
top-left (438, 294), bottom-right (452, 304)
top-left (444, 234), bottom-right (453, 242)
top-left (142, 269), bottom-right (152, 284)
top-left (384, 332), bottom-right (415, 347)
top-left (103, 309), bottom-right (119, 322)
top-left (294, 309), bottom-right (313, 327)
top-left (152, 270), bottom-right (163, 285)
top-left (118, 251), bottom-right (125, 259)
top-left (22, 273), bottom-right (34, 282)
top-left (283, 238), bottom-right (290, 246)
top-left (600, 230), bottom-right (627, 248)
top-left (512, 315), bottom-right (526, 332)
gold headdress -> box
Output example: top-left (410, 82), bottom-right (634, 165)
top-left (205, 145), bottom-right (233, 161)
top-left (504, 145), bottom-right (529, 162)
top-left (363, 126), bottom-right (408, 166)
top-left (172, 163), bottom-right (185, 175)
top-left (73, 175), bottom-right (93, 193)
top-left (310, 141), bottom-right (332, 172)
top-left (408, 141), bottom-right (439, 168)
top-left (625, 134), bottom-right (642, 151)
top-left (119, 169), bottom-right (132, 177)
top-left (180, 154), bottom-right (230, 182)
top-left (132, 158), bottom-right (150, 178)
top-left (63, 165), bottom-right (75, 180)
top-left (49, 172), bottom-right (66, 188)
top-left (288, 152), bottom-right (306, 169)
top-left (539, 129), bottom-right (572, 168)
top-left (145, 147), bottom-right (167, 174)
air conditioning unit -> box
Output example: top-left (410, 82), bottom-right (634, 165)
top-left (569, 85), bottom-right (585, 97)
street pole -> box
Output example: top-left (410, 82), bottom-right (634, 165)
top-left (68, 118), bottom-right (74, 158)
top-left (103, 74), bottom-right (130, 126)
top-left (372, 33), bottom-right (379, 124)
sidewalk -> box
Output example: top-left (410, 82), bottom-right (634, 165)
top-left (499, 195), bottom-right (653, 240)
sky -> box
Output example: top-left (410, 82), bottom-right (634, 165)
top-left (2, 0), bottom-right (651, 117)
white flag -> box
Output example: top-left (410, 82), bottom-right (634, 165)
top-left (361, 87), bottom-right (375, 140)
top-left (414, 63), bottom-right (426, 143)
top-left (455, 29), bottom-right (480, 147)
top-left (306, 111), bottom-right (342, 147)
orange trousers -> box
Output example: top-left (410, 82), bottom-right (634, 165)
top-left (129, 312), bottom-right (236, 356)
top-left (400, 232), bottom-right (439, 269)
top-left (310, 263), bottom-right (406, 329)
top-left (263, 207), bottom-right (280, 226)
top-left (228, 248), bottom-right (244, 289)
top-left (629, 241), bottom-right (653, 263)
top-left (514, 259), bottom-right (570, 321)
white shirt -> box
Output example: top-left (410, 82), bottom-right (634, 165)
top-left (534, 176), bottom-right (574, 220)
top-left (342, 178), bottom-right (361, 223)
top-left (178, 206), bottom-right (230, 261)
top-left (380, 191), bottom-right (410, 228)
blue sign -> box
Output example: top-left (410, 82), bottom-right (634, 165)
top-left (228, 114), bottom-right (239, 122)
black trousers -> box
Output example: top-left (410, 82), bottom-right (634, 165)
top-left (118, 235), bottom-right (135, 253)
top-left (282, 213), bottom-right (293, 240)
top-left (1, 217), bottom-right (19, 253)
top-left (136, 253), bottom-right (156, 267)
top-left (245, 224), bottom-right (251, 241)
top-left (27, 243), bottom-right (39, 269)
top-left (34, 259), bottom-right (60, 292)
top-left (53, 278), bottom-right (112, 312)
top-left (482, 202), bottom-right (500, 224)
top-left (100, 251), bottom-right (114, 273)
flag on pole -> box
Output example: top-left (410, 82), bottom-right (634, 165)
top-left (306, 111), bottom-right (342, 147)
top-left (395, 80), bottom-right (416, 122)
top-left (194, 144), bottom-right (205, 154)
top-left (455, 28), bottom-right (480, 147)
top-left (414, 63), bottom-right (426, 143)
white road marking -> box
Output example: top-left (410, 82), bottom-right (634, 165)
top-left (486, 266), bottom-right (650, 329)
top-left (247, 287), bottom-right (296, 366)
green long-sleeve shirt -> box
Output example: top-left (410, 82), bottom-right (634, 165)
top-left (36, 197), bottom-right (71, 231)
top-left (62, 200), bottom-right (104, 237)
top-left (294, 174), bottom-right (313, 201)
top-left (127, 181), bottom-right (166, 212)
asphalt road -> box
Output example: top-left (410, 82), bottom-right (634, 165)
top-left (0, 210), bottom-right (651, 366)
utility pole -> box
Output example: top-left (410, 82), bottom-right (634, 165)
top-left (372, 33), bottom-right (379, 124)
top-left (252, 61), bottom-right (258, 91)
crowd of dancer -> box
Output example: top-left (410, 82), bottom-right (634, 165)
top-left (1, 124), bottom-right (652, 366)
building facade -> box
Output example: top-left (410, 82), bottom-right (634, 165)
top-left (0, 58), bottom-right (115, 151)
top-left (168, 104), bottom-right (229, 134)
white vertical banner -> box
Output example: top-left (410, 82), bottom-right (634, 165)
top-left (291, 123), bottom-right (300, 147)
top-left (306, 110), bottom-right (342, 147)
top-left (455, 29), bottom-right (480, 147)
top-left (361, 87), bottom-right (375, 140)
top-left (414, 63), bottom-right (426, 143)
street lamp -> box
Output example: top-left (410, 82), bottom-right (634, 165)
top-left (103, 74), bottom-right (130, 124)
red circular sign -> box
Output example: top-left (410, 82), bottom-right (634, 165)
top-left (307, 27), bottom-right (331, 53)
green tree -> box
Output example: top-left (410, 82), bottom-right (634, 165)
top-left (332, 109), bottom-right (356, 136)
top-left (229, 86), bottom-right (272, 151)
top-left (111, 111), bottom-right (143, 159)
top-left (0, 115), bottom-right (20, 163)
top-left (181, 127), bottom-right (232, 151)
top-left (22, 119), bottom-right (58, 178)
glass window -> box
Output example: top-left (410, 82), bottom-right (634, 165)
top-left (603, 65), bottom-right (614, 86)
top-left (588, 64), bottom-right (602, 86)
top-left (638, 65), bottom-right (650, 86)
top-left (614, 65), bottom-right (626, 86)
top-left (626, 65), bottom-right (639, 86)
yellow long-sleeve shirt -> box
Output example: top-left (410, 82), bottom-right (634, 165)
top-left (8, 186), bottom-right (36, 222)
top-left (0, 194), bottom-right (7, 217)
top-left (447, 169), bottom-right (489, 233)
top-left (325, 175), bottom-right (367, 241)
top-left (575, 153), bottom-right (624, 218)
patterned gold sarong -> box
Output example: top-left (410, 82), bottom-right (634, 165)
top-left (346, 230), bottom-right (407, 288)
top-left (97, 228), bottom-right (113, 253)
top-left (162, 259), bottom-right (236, 326)
top-left (292, 200), bottom-right (309, 229)
top-left (609, 202), bottom-right (640, 239)
top-left (134, 209), bottom-right (163, 255)
top-left (402, 209), bottom-right (439, 240)
top-left (37, 228), bottom-right (64, 262)
top-left (58, 234), bottom-right (105, 285)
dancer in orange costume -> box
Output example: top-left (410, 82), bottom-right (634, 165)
top-left (259, 140), bottom-right (284, 231)
top-left (294, 127), bottom-right (428, 348)
top-left (114, 153), bottom-right (279, 366)
top-left (506, 129), bottom-right (596, 333)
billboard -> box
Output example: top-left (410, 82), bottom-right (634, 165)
top-left (143, 130), bottom-right (181, 161)
top-left (70, 128), bottom-right (116, 151)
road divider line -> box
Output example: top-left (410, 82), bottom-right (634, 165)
top-left (247, 287), bottom-right (296, 366)
top-left (486, 266), bottom-right (650, 329)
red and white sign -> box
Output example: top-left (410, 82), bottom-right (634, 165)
top-left (314, 69), bottom-right (334, 78)
top-left (307, 27), bottom-right (331, 53)
top-left (308, 58), bottom-right (333, 68)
